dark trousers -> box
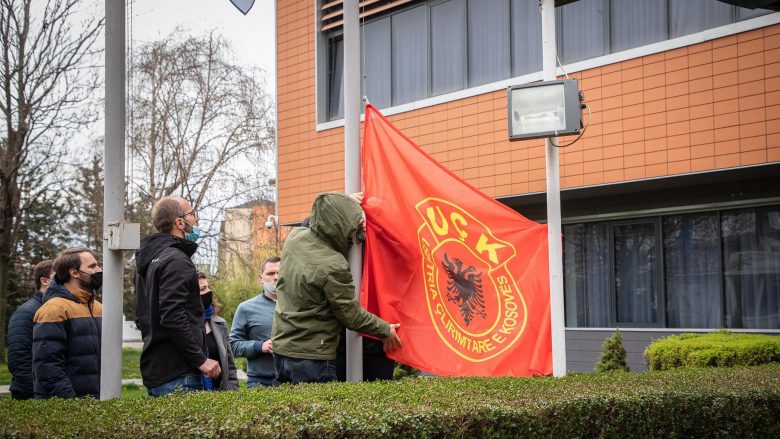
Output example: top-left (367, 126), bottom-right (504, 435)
top-left (273, 354), bottom-right (337, 384)
top-left (11, 390), bottom-right (33, 400)
top-left (336, 329), bottom-right (396, 382)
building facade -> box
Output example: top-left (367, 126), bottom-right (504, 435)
top-left (218, 200), bottom-right (287, 280)
top-left (276, 0), bottom-right (780, 372)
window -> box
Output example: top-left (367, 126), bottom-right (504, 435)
top-left (431, 0), bottom-right (465, 95)
top-left (467, 0), bottom-right (510, 87)
top-left (511, 0), bottom-right (543, 76)
top-left (323, 0), bottom-right (773, 121)
top-left (610, 0), bottom-right (667, 53)
top-left (557, 0), bottom-right (607, 64)
top-left (362, 18), bottom-right (392, 109)
top-left (563, 205), bottom-right (780, 329)
top-left (722, 207), bottom-right (780, 329)
top-left (613, 221), bottom-right (660, 326)
top-left (392, 6), bottom-right (428, 105)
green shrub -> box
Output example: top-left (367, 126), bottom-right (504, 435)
top-left (392, 363), bottom-right (420, 380)
top-left (644, 331), bottom-right (780, 370)
top-left (211, 274), bottom-right (260, 326)
top-left (1, 365), bottom-right (779, 437)
top-left (595, 329), bottom-right (629, 372)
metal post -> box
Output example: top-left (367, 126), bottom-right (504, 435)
top-left (101, 0), bottom-right (126, 399)
top-left (541, 0), bottom-right (566, 377)
top-left (343, 0), bottom-right (363, 382)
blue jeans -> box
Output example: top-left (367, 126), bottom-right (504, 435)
top-left (146, 374), bottom-right (203, 397)
top-left (246, 376), bottom-right (274, 388)
top-left (274, 354), bottom-right (336, 384)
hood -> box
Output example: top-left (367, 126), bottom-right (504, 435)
top-left (309, 192), bottom-right (363, 256)
top-left (135, 233), bottom-right (198, 275)
top-left (43, 278), bottom-right (81, 304)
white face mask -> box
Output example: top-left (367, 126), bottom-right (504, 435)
top-left (263, 279), bottom-right (277, 294)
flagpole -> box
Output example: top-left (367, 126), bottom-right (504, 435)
top-left (343, 0), bottom-right (364, 382)
top-left (541, 0), bottom-right (567, 377)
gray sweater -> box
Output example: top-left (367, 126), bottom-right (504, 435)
top-left (229, 293), bottom-right (276, 382)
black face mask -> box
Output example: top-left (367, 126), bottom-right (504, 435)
top-left (79, 270), bottom-right (103, 292)
top-left (201, 291), bottom-right (213, 309)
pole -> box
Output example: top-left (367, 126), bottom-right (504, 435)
top-left (343, 0), bottom-right (363, 382)
top-left (101, 0), bottom-right (126, 398)
top-left (541, 0), bottom-right (567, 377)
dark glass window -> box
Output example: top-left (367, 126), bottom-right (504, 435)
top-left (563, 205), bottom-right (780, 329)
top-left (564, 223), bottom-right (610, 327)
top-left (328, 37), bottom-right (344, 120)
top-left (431, 0), bottom-right (465, 96)
top-left (610, 0), bottom-right (668, 53)
top-left (722, 207), bottom-right (780, 329)
top-left (392, 6), bottom-right (428, 105)
top-left (467, 0), bottom-right (510, 87)
top-left (362, 18), bottom-right (392, 109)
top-left (324, 0), bottom-right (771, 120)
top-left (558, 0), bottom-right (607, 64)
top-left (511, 0), bottom-right (543, 76)
top-left (663, 214), bottom-right (722, 328)
top-left (613, 222), bottom-right (660, 325)
top-left (669, 0), bottom-right (732, 38)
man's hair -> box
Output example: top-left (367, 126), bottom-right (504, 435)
top-left (152, 197), bottom-right (185, 233)
top-left (33, 260), bottom-right (54, 290)
top-left (260, 256), bottom-right (281, 274)
top-left (53, 248), bottom-right (93, 283)
top-left (197, 271), bottom-right (207, 280)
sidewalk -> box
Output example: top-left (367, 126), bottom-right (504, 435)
top-left (1, 371), bottom-right (247, 397)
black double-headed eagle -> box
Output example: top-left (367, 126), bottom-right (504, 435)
top-left (441, 253), bottom-right (487, 326)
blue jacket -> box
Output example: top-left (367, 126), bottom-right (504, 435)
top-left (6, 290), bottom-right (44, 399)
top-left (32, 280), bottom-right (102, 399)
top-left (230, 293), bottom-right (276, 382)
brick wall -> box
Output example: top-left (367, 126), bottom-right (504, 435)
top-left (277, 2), bottom-right (780, 222)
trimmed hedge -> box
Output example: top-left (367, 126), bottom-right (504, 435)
top-left (1, 365), bottom-right (779, 438)
top-left (644, 331), bottom-right (780, 371)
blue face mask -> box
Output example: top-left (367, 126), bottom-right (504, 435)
top-left (182, 220), bottom-right (201, 242)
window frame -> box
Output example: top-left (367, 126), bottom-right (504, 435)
top-left (315, 1), bottom-right (779, 128)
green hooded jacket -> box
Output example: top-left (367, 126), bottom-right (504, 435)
top-left (272, 192), bottom-right (391, 360)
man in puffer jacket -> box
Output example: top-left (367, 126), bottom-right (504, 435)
top-left (33, 248), bottom-right (103, 399)
top-left (7, 260), bottom-right (54, 400)
top-left (272, 192), bottom-right (402, 384)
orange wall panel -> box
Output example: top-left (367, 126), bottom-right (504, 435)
top-left (276, 4), bottom-right (780, 222)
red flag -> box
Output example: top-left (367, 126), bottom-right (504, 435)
top-left (360, 104), bottom-right (552, 377)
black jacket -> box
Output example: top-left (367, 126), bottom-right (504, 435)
top-left (134, 233), bottom-right (206, 388)
top-left (32, 280), bottom-right (102, 399)
top-left (7, 290), bottom-right (44, 399)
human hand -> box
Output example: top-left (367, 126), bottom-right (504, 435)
top-left (199, 358), bottom-right (222, 379)
top-left (382, 323), bottom-right (402, 353)
top-left (349, 192), bottom-right (364, 204)
top-left (262, 339), bottom-right (273, 353)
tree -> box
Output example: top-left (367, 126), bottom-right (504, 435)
top-left (126, 29), bottom-right (275, 312)
top-left (0, 0), bottom-right (103, 361)
top-left (595, 329), bottom-right (630, 372)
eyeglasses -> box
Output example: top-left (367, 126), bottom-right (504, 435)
top-left (180, 209), bottom-right (198, 220)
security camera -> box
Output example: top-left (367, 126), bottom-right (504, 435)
top-left (264, 220), bottom-right (274, 229)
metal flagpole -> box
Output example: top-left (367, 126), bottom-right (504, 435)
top-left (101, 0), bottom-right (126, 399)
top-left (343, 0), bottom-right (364, 382)
top-left (540, 0), bottom-right (567, 377)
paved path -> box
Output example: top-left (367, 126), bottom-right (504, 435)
top-left (1, 371), bottom-right (247, 397)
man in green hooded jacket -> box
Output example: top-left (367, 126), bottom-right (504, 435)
top-left (272, 192), bottom-right (402, 384)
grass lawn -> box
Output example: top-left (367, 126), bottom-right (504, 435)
top-left (0, 362), bottom-right (10, 386)
top-left (121, 348), bottom-right (141, 379)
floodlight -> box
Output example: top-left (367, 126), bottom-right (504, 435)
top-left (508, 79), bottom-right (582, 141)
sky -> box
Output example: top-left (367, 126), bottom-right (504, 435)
top-left (131, 0), bottom-right (276, 90)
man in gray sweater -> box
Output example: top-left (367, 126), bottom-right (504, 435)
top-left (229, 256), bottom-right (280, 387)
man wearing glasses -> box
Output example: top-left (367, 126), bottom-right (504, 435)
top-left (134, 196), bottom-right (222, 396)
